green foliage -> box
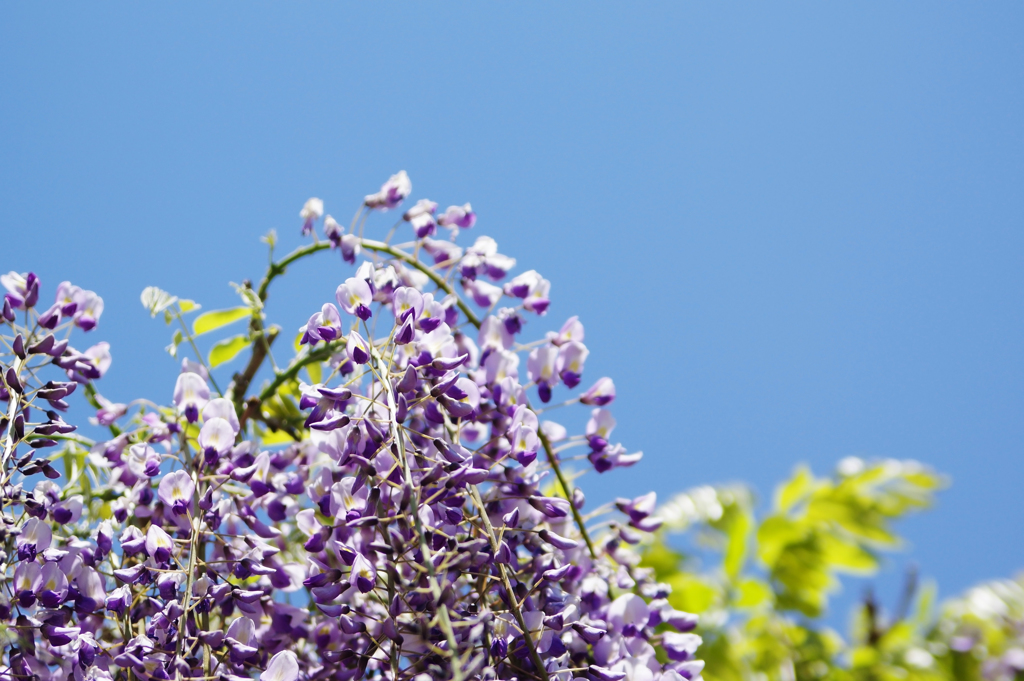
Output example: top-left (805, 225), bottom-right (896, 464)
top-left (639, 459), bottom-right (1024, 681)
top-left (754, 458), bottom-right (941, 617)
top-left (208, 334), bottom-right (250, 367)
top-left (192, 306), bottom-right (251, 336)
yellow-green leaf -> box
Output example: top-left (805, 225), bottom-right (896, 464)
top-left (756, 516), bottom-right (806, 566)
top-left (776, 465), bottom-right (814, 513)
top-left (193, 307), bottom-right (251, 336)
top-left (819, 533), bottom-right (879, 574)
top-left (666, 574), bottom-right (719, 614)
top-left (718, 503), bottom-right (752, 579)
top-left (209, 334), bottom-right (250, 368)
top-left (639, 541), bottom-right (686, 581)
top-left (734, 578), bottom-right (772, 608)
top-left (260, 429), bottom-right (296, 446)
top-left (177, 299), bottom-right (200, 313)
top-left (306, 361), bottom-right (323, 385)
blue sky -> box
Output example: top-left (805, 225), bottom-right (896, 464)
top-left (2, 3), bottom-right (1022, 625)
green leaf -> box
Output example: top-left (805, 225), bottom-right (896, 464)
top-left (665, 574), bottom-right (719, 614)
top-left (912, 579), bottom-right (937, 630)
top-left (177, 299), bottom-right (200, 313)
top-left (193, 307), bottom-right (251, 336)
top-left (259, 428), bottom-right (295, 446)
top-left (879, 621), bottom-right (914, 652)
top-left (165, 329), bottom-right (184, 357)
top-left (722, 504), bottom-right (752, 579)
top-left (734, 578), bottom-right (772, 608)
top-left (776, 465), bottom-right (814, 513)
top-left (819, 533), bottom-right (878, 574)
top-left (230, 281), bottom-right (263, 311)
top-left (756, 516), bottom-right (807, 566)
top-left (306, 361), bottom-right (323, 385)
top-left (639, 540), bottom-right (686, 581)
top-left (208, 335), bottom-right (250, 368)
top-left (141, 286), bottom-right (178, 318)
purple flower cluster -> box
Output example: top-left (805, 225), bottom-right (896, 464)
top-left (0, 173), bottom-right (702, 681)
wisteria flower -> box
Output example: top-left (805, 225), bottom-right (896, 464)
top-left (198, 417), bottom-right (235, 467)
top-left (550, 315), bottom-right (585, 346)
top-left (557, 340), bottom-right (589, 388)
top-left (438, 202), bottom-right (476, 229)
top-left (479, 315), bottom-right (513, 351)
top-left (181, 356), bottom-right (209, 378)
top-left (146, 525), bottom-right (174, 564)
top-left (393, 286), bottom-right (423, 322)
top-left (301, 303), bottom-right (342, 345)
top-left (202, 397), bottom-right (240, 433)
top-left (158, 470), bottom-right (195, 515)
top-left (55, 280), bottom-right (81, 314)
top-left (324, 214), bottom-right (342, 242)
top-left (17, 518), bottom-right (52, 561)
top-left (464, 278), bottom-right (503, 308)
top-left (105, 585), bottom-right (131, 616)
top-left (586, 407), bottom-right (616, 450)
top-left (38, 562), bottom-right (69, 608)
top-left (300, 197), bottom-right (324, 235)
top-left (94, 393), bottom-right (128, 425)
top-left (589, 442), bottom-right (643, 473)
top-left (173, 371), bottom-right (210, 422)
top-left (581, 376), bottom-right (616, 406)
top-left (345, 330), bottom-right (370, 364)
top-left (14, 562), bottom-right (42, 607)
top-left (2, 270), bottom-right (39, 309)
top-left (663, 632), bottom-right (704, 661)
top-left (68, 341), bottom-right (112, 382)
top-left (350, 552), bottom-right (376, 593)
top-left (336, 276), bottom-right (373, 320)
top-left (75, 290), bottom-right (104, 331)
top-left (422, 238), bottom-right (464, 268)
top-left (528, 345), bottom-right (560, 402)
top-left (404, 198), bottom-right (437, 220)
top-left (261, 651), bottom-right (299, 681)
top-left (127, 443), bottom-right (162, 478)
top-left (364, 170), bottom-right (411, 210)
top-left (404, 199), bottom-right (439, 238)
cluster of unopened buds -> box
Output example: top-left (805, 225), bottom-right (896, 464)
top-left (0, 171), bottom-right (703, 681)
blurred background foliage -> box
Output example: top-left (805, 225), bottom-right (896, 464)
top-left (641, 459), bottom-right (1024, 681)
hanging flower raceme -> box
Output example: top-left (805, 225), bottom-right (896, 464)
top-left (0, 174), bottom-right (701, 681)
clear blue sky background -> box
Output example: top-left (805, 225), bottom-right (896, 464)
top-left (2, 4), bottom-right (1022, 627)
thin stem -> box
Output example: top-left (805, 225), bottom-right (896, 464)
top-left (239, 233), bottom-right (481, 427)
top-left (1, 356), bottom-right (24, 471)
top-left (256, 243), bottom-right (331, 303)
top-left (256, 339), bottom-right (344, 405)
top-left (536, 423), bottom-right (597, 560)
top-left (468, 485), bottom-right (550, 681)
top-left (359, 239), bottom-right (481, 328)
